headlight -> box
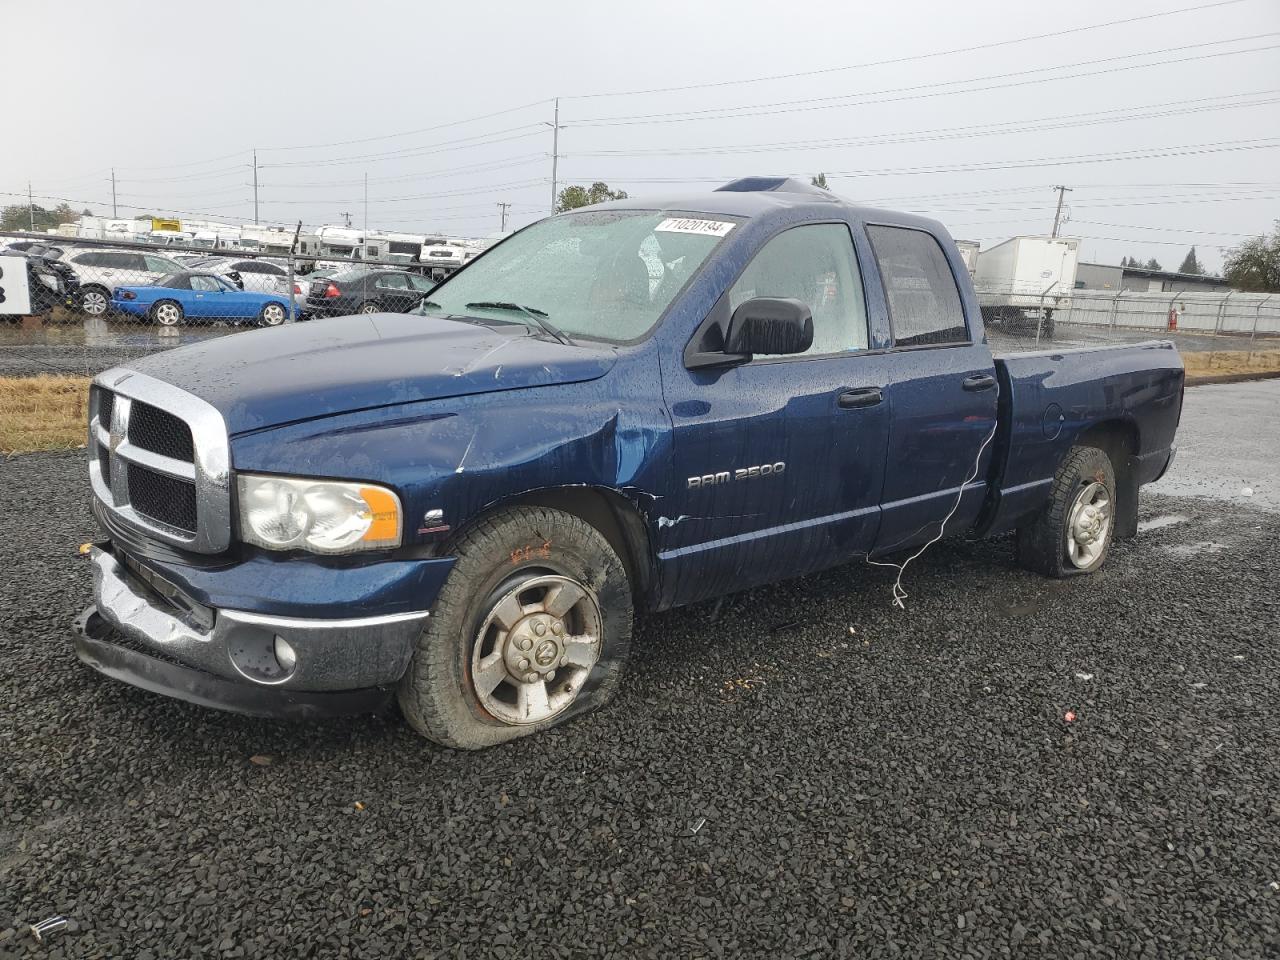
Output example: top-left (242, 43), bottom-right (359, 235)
top-left (237, 474), bottom-right (401, 554)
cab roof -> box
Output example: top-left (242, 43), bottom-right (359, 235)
top-left (575, 176), bottom-right (951, 237)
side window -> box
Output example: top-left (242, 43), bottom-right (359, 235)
top-left (190, 276), bottom-right (221, 291)
top-left (866, 226), bottom-right (968, 347)
top-left (407, 275), bottom-right (436, 292)
top-left (101, 252), bottom-right (135, 269)
top-left (144, 255), bottom-right (178, 273)
top-left (376, 273), bottom-right (409, 290)
top-left (74, 252), bottom-right (104, 267)
top-left (728, 223), bottom-right (869, 357)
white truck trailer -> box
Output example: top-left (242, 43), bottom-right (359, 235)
top-left (973, 236), bottom-right (1080, 338)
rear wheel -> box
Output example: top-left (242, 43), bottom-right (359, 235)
top-left (358, 300), bottom-right (380, 314)
top-left (79, 285), bottom-right (110, 317)
top-left (258, 302), bottom-right (287, 326)
top-left (398, 506), bottom-right (632, 749)
top-left (151, 300), bottom-right (184, 327)
top-left (1017, 445), bottom-right (1116, 577)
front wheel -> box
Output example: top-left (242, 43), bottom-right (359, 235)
top-left (151, 300), bottom-right (184, 327)
top-left (398, 506), bottom-right (632, 749)
top-left (1016, 445), bottom-right (1116, 577)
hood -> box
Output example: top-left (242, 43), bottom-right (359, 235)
top-left (126, 312), bottom-right (617, 434)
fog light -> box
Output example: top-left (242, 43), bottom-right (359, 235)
top-left (273, 635), bottom-right (297, 672)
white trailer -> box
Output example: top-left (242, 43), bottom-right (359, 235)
top-left (973, 236), bottom-right (1079, 337)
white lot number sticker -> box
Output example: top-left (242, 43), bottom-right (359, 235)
top-left (655, 218), bottom-right (736, 238)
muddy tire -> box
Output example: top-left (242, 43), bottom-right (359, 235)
top-left (398, 506), bottom-right (632, 749)
top-left (1017, 445), bottom-right (1116, 578)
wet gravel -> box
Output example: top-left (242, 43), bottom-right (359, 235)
top-left (1, 451), bottom-right (1278, 958)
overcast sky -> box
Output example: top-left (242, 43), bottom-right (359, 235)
top-left (7, 0), bottom-right (1279, 270)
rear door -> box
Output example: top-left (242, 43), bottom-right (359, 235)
top-left (373, 272), bottom-right (414, 311)
top-left (863, 224), bottom-right (999, 555)
top-left (661, 221), bottom-right (892, 607)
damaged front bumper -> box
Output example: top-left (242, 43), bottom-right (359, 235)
top-left (72, 546), bottom-right (429, 719)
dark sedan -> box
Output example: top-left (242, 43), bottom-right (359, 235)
top-left (304, 269), bottom-right (435, 318)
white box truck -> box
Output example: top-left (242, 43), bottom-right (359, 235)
top-left (973, 236), bottom-right (1079, 338)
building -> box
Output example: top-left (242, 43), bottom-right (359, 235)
top-left (1075, 262), bottom-right (1231, 293)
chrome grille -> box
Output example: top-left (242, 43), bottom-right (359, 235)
top-left (88, 368), bottom-right (232, 553)
top-left (127, 465), bottom-right (198, 533)
top-left (129, 401), bottom-right (195, 461)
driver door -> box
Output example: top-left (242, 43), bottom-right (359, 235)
top-left (659, 222), bottom-right (892, 608)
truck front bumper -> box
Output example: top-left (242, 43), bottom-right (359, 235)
top-left (73, 547), bottom-right (429, 719)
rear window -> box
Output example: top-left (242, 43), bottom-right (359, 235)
top-left (867, 225), bottom-right (968, 347)
top-left (331, 270), bottom-right (371, 283)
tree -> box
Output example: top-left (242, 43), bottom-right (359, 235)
top-left (1222, 221), bottom-right (1280, 292)
top-left (1144, 258), bottom-right (1162, 271)
top-left (810, 173), bottom-right (830, 190)
top-left (1177, 247), bottom-right (1203, 274)
top-left (0, 201), bottom-right (86, 232)
top-left (555, 181), bottom-right (629, 213)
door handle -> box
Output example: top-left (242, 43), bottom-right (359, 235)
top-left (962, 374), bottom-right (997, 392)
top-left (837, 387), bottom-right (883, 409)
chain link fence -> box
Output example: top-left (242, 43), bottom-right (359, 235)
top-left (3, 227), bottom-right (1278, 377)
top-left (0, 230), bottom-right (454, 377)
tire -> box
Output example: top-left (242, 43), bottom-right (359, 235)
top-left (258, 302), bottom-right (287, 326)
top-left (79, 285), bottom-right (110, 317)
top-left (398, 506), bottom-right (633, 749)
top-left (151, 300), bottom-right (184, 327)
top-left (1016, 445), bottom-right (1116, 578)
top-left (358, 300), bottom-right (380, 314)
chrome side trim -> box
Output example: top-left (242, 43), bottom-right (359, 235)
top-left (90, 367), bottom-right (232, 553)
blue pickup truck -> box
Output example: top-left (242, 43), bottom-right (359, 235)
top-left (75, 177), bottom-right (1183, 749)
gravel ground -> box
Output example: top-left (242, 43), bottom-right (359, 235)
top-left (2, 452), bottom-right (1279, 958)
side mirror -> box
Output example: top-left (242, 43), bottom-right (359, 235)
top-left (725, 297), bottom-right (813, 356)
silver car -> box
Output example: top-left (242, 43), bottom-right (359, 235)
top-left (63, 247), bottom-right (186, 316)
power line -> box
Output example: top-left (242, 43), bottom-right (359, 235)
top-left (567, 91), bottom-right (1279, 159)
top-left (258, 126), bottom-right (547, 169)
top-left (564, 0), bottom-right (1252, 100)
top-left (257, 98), bottom-right (553, 152)
top-left (569, 35), bottom-right (1280, 127)
top-left (571, 137), bottom-right (1280, 184)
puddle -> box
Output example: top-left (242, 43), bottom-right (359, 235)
top-left (1138, 514), bottom-right (1189, 532)
top-left (1163, 540), bottom-right (1230, 557)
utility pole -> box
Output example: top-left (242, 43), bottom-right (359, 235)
top-left (111, 168), bottom-right (118, 218)
top-left (1050, 184), bottom-right (1073, 238)
top-left (252, 149), bottom-right (260, 225)
top-left (28, 181), bottom-right (34, 231)
top-left (549, 98), bottom-right (560, 214)
top-left (497, 202), bottom-right (511, 231)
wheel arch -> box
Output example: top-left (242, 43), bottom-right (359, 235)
top-left (1071, 418), bottom-right (1139, 539)
top-left (451, 486), bottom-right (658, 607)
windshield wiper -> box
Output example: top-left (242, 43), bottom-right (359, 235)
top-left (465, 301), bottom-right (573, 345)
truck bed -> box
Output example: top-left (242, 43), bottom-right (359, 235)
top-left (982, 339), bottom-right (1184, 536)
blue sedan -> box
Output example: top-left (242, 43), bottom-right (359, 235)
top-left (111, 271), bottom-right (294, 327)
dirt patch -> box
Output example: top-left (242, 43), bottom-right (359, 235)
top-left (1183, 349), bottom-right (1280, 383)
top-left (0, 375), bottom-right (90, 455)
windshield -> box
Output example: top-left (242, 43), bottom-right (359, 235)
top-left (418, 211), bottom-right (735, 342)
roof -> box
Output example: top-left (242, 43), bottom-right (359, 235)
top-left (573, 176), bottom-right (951, 235)
top-left (1080, 261), bottom-right (1226, 283)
